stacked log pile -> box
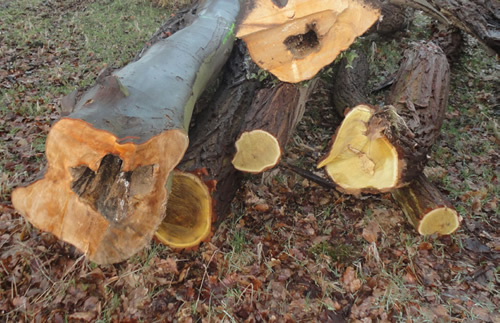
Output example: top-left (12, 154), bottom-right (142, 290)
top-left (13, 0), bottom-right (492, 264)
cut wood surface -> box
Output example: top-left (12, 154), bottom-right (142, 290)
top-left (392, 175), bottom-right (460, 235)
top-left (237, 0), bottom-right (380, 82)
top-left (232, 79), bottom-right (318, 173)
top-left (155, 170), bottom-right (213, 249)
top-left (319, 41), bottom-right (450, 194)
top-left (11, 0), bottom-right (240, 264)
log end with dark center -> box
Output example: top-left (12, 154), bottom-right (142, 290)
top-left (283, 23), bottom-right (320, 59)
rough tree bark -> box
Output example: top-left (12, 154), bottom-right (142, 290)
top-left (320, 41), bottom-right (460, 234)
top-left (319, 41), bottom-right (451, 193)
top-left (11, 0), bottom-right (241, 264)
top-left (330, 48), bottom-right (370, 116)
top-left (236, 0), bottom-right (381, 82)
top-left (390, 0), bottom-right (500, 54)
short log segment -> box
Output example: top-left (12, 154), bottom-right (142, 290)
top-left (232, 79), bottom-right (318, 173)
top-left (318, 41), bottom-right (450, 194)
top-left (392, 175), bottom-right (460, 235)
top-left (11, 0), bottom-right (241, 264)
top-left (331, 49), bottom-right (370, 116)
top-left (236, 0), bottom-right (380, 82)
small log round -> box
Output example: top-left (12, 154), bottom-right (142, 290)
top-left (392, 175), bottom-right (460, 235)
top-left (232, 80), bottom-right (317, 173)
top-left (237, 0), bottom-right (380, 82)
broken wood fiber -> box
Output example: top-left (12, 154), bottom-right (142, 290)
top-left (12, 0), bottom-right (241, 265)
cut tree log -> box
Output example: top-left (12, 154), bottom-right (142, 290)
top-left (319, 41), bottom-right (450, 194)
top-left (236, 0), bottom-right (381, 82)
top-left (155, 170), bottom-right (213, 249)
top-left (389, 0), bottom-right (500, 54)
top-left (321, 41), bottom-right (459, 234)
top-left (392, 175), bottom-right (460, 235)
top-left (11, 0), bottom-right (241, 265)
top-left (163, 40), bottom-right (262, 232)
top-left (232, 79), bottom-right (318, 173)
top-left (331, 48), bottom-right (370, 116)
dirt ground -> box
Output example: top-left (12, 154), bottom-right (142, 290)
top-left (1, 1), bottom-right (499, 322)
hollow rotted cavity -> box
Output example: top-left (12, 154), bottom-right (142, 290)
top-left (271, 0), bottom-right (288, 8)
top-left (71, 154), bottom-right (155, 223)
top-left (283, 24), bottom-right (320, 59)
top-left (155, 171), bottom-right (212, 249)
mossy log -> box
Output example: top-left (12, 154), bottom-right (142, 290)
top-left (232, 79), bottom-right (318, 173)
top-left (11, 0), bottom-right (240, 264)
top-left (236, 0), bottom-right (380, 82)
top-left (319, 41), bottom-right (450, 194)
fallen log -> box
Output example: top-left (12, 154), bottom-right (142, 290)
top-left (319, 41), bottom-right (450, 193)
top-left (11, 0), bottom-right (241, 264)
top-left (319, 41), bottom-right (459, 234)
top-left (155, 170), bottom-right (213, 249)
top-left (154, 40), bottom-right (261, 248)
top-left (389, 0), bottom-right (500, 54)
top-left (232, 79), bottom-right (318, 173)
top-left (330, 48), bottom-right (370, 116)
top-left (236, 0), bottom-right (381, 82)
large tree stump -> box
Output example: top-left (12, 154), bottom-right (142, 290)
top-left (236, 0), bottom-right (381, 82)
top-left (11, 0), bottom-right (241, 264)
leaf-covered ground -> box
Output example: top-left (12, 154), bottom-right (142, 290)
top-left (1, 1), bottom-right (499, 322)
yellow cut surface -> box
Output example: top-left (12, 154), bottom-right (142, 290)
top-left (318, 105), bottom-right (399, 191)
top-left (418, 207), bottom-right (459, 235)
top-left (232, 130), bottom-right (281, 173)
top-left (155, 171), bottom-right (212, 249)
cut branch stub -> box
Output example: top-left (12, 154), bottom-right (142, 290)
top-left (232, 80), bottom-right (318, 173)
top-left (237, 0), bottom-right (380, 82)
top-left (155, 170), bottom-right (213, 250)
top-left (11, 0), bottom-right (240, 264)
top-left (318, 41), bottom-right (450, 194)
top-left (392, 175), bottom-right (460, 235)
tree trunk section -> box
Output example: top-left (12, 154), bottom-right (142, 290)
top-left (173, 40), bottom-right (262, 225)
top-left (319, 41), bottom-right (450, 194)
top-left (331, 48), bottom-right (370, 116)
top-left (392, 175), bottom-right (460, 235)
top-left (11, 0), bottom-right (241, 265)
top-left (236, 0), bottom-right (381, 82)
top-left (390, 0), bottom-right (500, 54)
top-left (232, 79), bottom-right (318, 173)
